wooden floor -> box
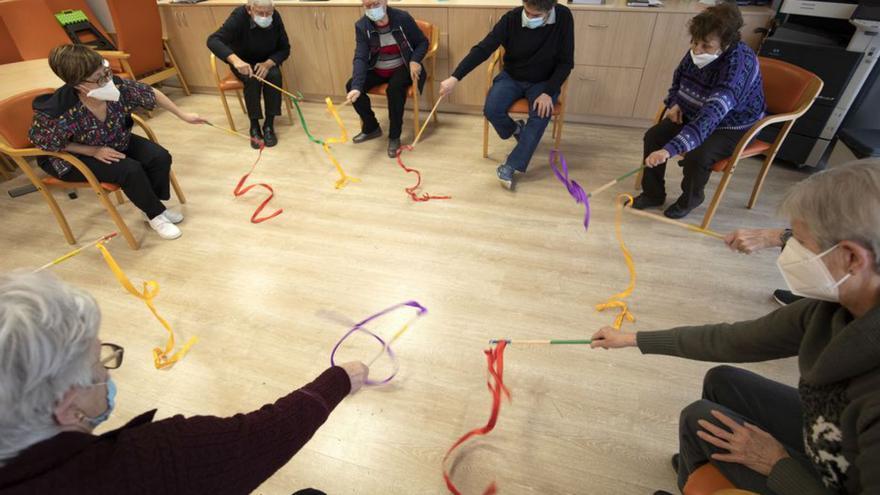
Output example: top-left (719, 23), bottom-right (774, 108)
top-left (0, 91), bottom-right (841, 494)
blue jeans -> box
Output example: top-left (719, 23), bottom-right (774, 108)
top-left (483, 71), bottom-right (559, 172)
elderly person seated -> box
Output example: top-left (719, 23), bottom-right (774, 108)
top-left (0, 271), bottom-right (368, 494)
top-left (29, 44), bottom-right (205, 241)
top-left (631, 2), bottom-right (765, 219)
top-left (592, 159), bottom-right (880, 495)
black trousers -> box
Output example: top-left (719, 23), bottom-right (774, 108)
top-left (234, 65), bottom-right (282, 121)
top-left (46, 134), bottom-right (171, 219)
top-left (345, 65), bottom-right (427, 140)
top-left (642, 119), bottom-right (746, 208)
top-left (677, 366), bottom-right (810, 494)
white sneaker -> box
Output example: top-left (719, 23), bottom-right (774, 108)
top-left (148, 214), bottom-right (182, 240)
top-left (162, 209), bottom-right (184, 224)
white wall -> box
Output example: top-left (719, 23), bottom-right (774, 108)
top-left (85, 0), bottom-right (114, 32)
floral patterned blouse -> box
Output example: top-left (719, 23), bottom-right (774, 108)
top-left (29, 78), bottom-right (157, 176)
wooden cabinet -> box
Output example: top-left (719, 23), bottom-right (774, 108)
top-left (322, 7), bottom-right (363, 95)
top-left (567, 65), bottom-right (643, 117)
top-left (406, 7), bottom-right (450, 106)
top-left (160, 6), bottom-right (219, 90)
top-left (631, 13), bottom-right (691, 119)
top-left (447, 8), bottom-right (499, 106)
top-left (573, 11), bottom-right (657, 69)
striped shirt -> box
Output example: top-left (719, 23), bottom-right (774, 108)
top-left (374, 24), bottom-right (404, 77)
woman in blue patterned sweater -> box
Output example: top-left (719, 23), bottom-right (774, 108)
top-left (631, 3), bottom-right (765, 220)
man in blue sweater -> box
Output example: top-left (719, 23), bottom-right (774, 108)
top-left (632, 3), bottom-right (765, 219)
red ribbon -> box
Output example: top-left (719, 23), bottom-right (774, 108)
top-left (232, 140), bottom-right (283, 223)
top-left (395, 145), bottom-right (451, 202)
top-left (443, 340), bottom-right (509, 494)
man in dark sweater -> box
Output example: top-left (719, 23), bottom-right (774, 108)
top-left (345, 0), bottom-right (429, 158)
top-left (593, 160), bottom-right (880, 495)
top-left (440, 0), bottom-right (573, 190)
top-left (207, 0), bottom-right (290, 149)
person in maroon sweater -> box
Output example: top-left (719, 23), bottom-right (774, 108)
top-left (0, 271), bottom-right (368, 495)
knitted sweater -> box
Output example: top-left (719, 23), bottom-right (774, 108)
top-left (0, 367), bottom-right (351, 494)
top-left (662, 42), bottom-right (765, 157)
top-left (637, 300), bottom-right (880, 495)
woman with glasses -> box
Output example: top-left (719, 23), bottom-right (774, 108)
top-left (28, 44), bottom-right (207, 240)
top-left (0, 271), bottom-right (369, 494)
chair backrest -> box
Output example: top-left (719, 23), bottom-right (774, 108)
top-left (105, 0), bottom-right (165, 77)
top-left (0, 88), bottom-right (55, 150)
top-left (43, 0), bottom-right (114, 47)
top-left (759, 56), bottom-right (823, 115)
top-left (0, 0), bottom-right (71, 60)
top-left (415, 20), bottom-right (438, 53)
top-left (0, 17), bottom-right (23, 64)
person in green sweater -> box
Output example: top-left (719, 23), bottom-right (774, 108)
top-left (592, 159), bottom-right (880, 495)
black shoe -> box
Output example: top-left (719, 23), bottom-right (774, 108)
top-left (773, 289), bottom-right (803, 306)
top-left (671, 453), bottom-right (680, 474)
top-left (512, 119), bottom-right (525, 142)
top-left (653, 491), bottom-right (674, 495)
top-left (249, 126), bottom-right (264, 149)
top-left (353, 127), bottom-right (382, 144)
top-left (629, 193), bottom-right (665, 210)
top-left (262, 126), bottom-right (277, 147)
top-left (388, 138), bottom-right (401, 158)
top-left (664, 196), bottom-right (699, 219)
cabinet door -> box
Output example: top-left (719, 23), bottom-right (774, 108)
top-left (573, 11), bottom-right (656, 69)
top-left (406, 7), bottom-right (450, 106)
top-left (631, 13), bottom-right (691, 119)
top-left (447, 8), bottom-right (498, 106)
top-left (160, 6), bottom-right (218, 89)
top-left (567, 65), bottom-right (643, 117)
top-left (322, 7), bottom-right (364, 97)
top-left (278, 6), bottom-right (332, 96)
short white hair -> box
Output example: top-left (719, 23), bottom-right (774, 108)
top-left (0, 271), bottom-right (100, 466)
top-left (247, 0), bottom-right (273, 7)
top-left (781, 158), bottom-right (880, 267)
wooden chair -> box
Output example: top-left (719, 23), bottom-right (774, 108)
top-left (209, 53), bottom-right (294, 132)
top-left (0, 88), bottom-right (186, 250)
top-left (684, 464), bottom-right (757, 495)
top-left (636, 57), bottom-right (823, 229)
top-left (482, 47), bottom-right (569, 159)
top-left (105, 0), bottom-right (190, 94)
top-left (0, 17), bottom-right (22, 64)
top-left (41, 0), bottom-right (132, 78)
top-left (365, 20), bottom-right (440, 137)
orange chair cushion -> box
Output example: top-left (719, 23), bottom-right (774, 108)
top-left (0, 88), bottom-right (55, 149)
top-left (711, 139), bottom-right (772, 172)
top-left (367, 83), bottom-right (415, 97)
top-left (508, 98), bottom-right (562, 116)
top-left (0, 17), bottom-right (22, 64)
top-left (43, 176), bottom-right (120, 192)
top-left (219, 73), bottom-right (244, 91)
top-left (683, 464), bottom-right (736, 495)
top-left (759, 57), bottom-right (819, 115)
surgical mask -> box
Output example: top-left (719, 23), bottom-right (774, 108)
top-left (86, 79), bottom-right (120, 102)
top-left (84, 378), bottom-right (117, 427)
top-left (690, 50), bottom-right (720, 69)
top-left (253, 14), bottom-right (272, 28)
top-left (776, 238), bottom-right (852, 302)
top-left (522, 10), bottom-right (545, 29)
top-left (365, 5), bottom-right (385, 22)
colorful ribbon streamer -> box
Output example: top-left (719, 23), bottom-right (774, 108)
top-left (395, 145), bottom-right (452, 202)
top-left (95, 242), bottom-right (197, 369)
top-left (290, 94), bottom-right (360, 189)
top-left (329, 300), bottom-right (427, 386)
top-left (595, 194), bottom-right (638, 330)
top-left (550, 150), bottom-right (590, 231)
top-left (443, 340), bottom-right (509, 495)
top-left (232, 139), bottom-right (284, 223)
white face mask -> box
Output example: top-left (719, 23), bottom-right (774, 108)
top-left (776, 237), bottom-right (852, 302)
top-left (522, 10), bottom-right (546, 29)
top-left (690, 49), bottom-right (720, 69)
top-left (253, 14), bottom-right (272, 28)
top-left (365, 5), bottom-right (385, 22)
top-left (86, 79), bottom-right (120, 102)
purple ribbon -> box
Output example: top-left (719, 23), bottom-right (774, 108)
top-left (329, 300), bottom-right (427, 386)
top-left (550, 150), bottom-right (591, 232)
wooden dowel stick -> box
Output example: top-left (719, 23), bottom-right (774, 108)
top-left (411, 95), bottom-right (445, 148)
top-left (34, 232), bottom-right (118, 272)
top-left (623, 206), bottom-right (725, 240)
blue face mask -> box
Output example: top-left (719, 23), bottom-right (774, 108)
top-left (522, 10), bottom-right (546, 29)
top-left (253, 14), bottom-right (272, 28)
top-left (85, 378), bottom-right (116, 427)
top-left (365, 5), bottom-right (385, 22)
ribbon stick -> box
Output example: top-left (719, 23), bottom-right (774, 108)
top-left (596, 194), bottom-right (638, 330)
top-left (329, 301), bottom-right (427, 386)
top-left (250, 73), bottom-right (303, 103)
top-left (443, 341), bottom-right (509, 495)
top-left (550, 150), bottom-right (590, 231)
top-left (411, 95), bottom-right (444, 148)
top-left (395, 145), bottom-right (451, 202)
top-left (34, 232), bottom-right (118, 272)
top-left (587, 165), bottom-right (645, 199)
top-left (290, 94), bottom-right (360, 189)
top-left (95, 243), bottom-right (197, 369)
top-left (623, 206), bottom-right (725, 240)
top-left (489, 339), bottom-right (591, 345)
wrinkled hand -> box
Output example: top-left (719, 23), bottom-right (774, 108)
top-left (180, 112), bottom-right (207, 125)
top-left (590, 327), bottom-right (637, 350)
top-left (665, 104), bottom-right (683, 124)
top-left (439, 76), bottom-right (458, 97)
top-left (92, 146), bottom-right (126, 164)
top-left (346, 89), bottom-right (361, 103)
top-left (697, 410), bottom-right (789, 476)
top-left (254, 60), bottom-right (274, 80)
top-left (339, 361), bottom-right (369, 395)
top-left (724, 228), bottom-right (784, 254)
top-left (645, 149), bottom-right (671, 168)
top-left (533, 93), bottom-right (553, 119)
top-left (232, 58), bottom-right (252, 78)
top-left (409, 61), bottom-right (422, 82)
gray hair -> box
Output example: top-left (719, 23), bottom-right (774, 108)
top-left (780, 158), bottom-right (880, 267)
top-left (247, 0), bottom-right (273, 7)
top-left (0, 272), bottom-right (100, 466)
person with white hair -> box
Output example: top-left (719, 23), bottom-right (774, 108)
top-left (0, 271), bottom-right (368, 494)
top-left (208, 0), bottom-right (289, 149)
top-left (592, 159), bottom-right (880, 495)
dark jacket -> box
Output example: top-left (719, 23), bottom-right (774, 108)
top-left (350, 7), bottom-right (429, 91)
top-left (207, 5), bottom-right (290, 66)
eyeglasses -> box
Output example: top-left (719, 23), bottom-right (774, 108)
top-left (100, 343), bottom-right (124, 369)
top-left (83, 67), bottom-right (113, 86)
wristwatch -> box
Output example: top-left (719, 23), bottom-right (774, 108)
top-left (780, 228), bottom-right (793, 247)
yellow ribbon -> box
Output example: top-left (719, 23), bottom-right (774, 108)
top-left (95, 243), bottom-right (197, 369)
top-left (595, 194), bottom-right (637, 330)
